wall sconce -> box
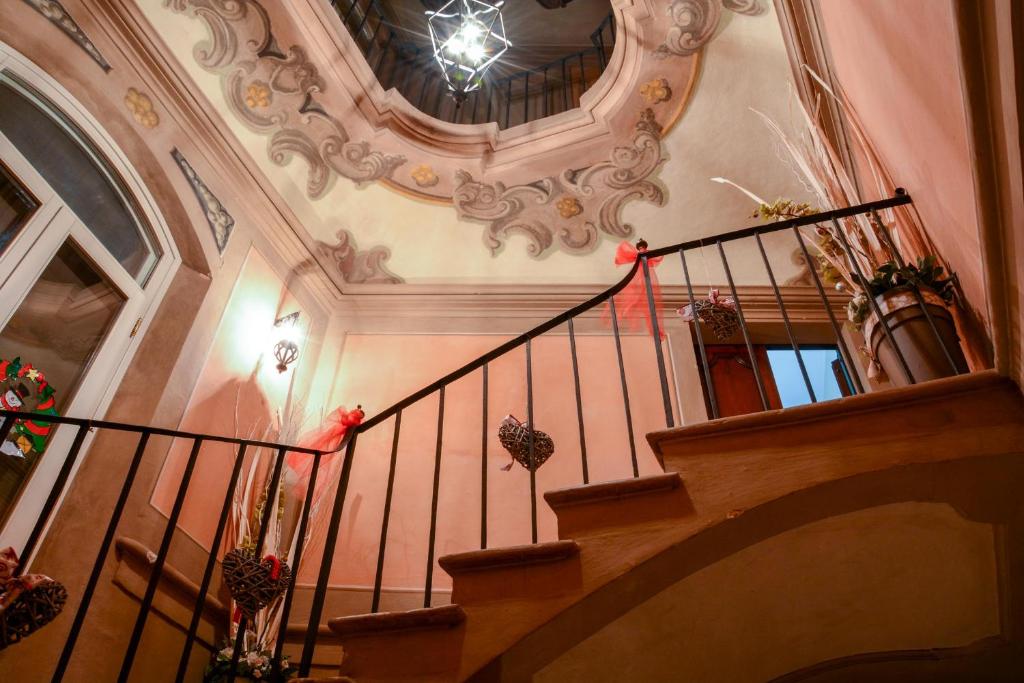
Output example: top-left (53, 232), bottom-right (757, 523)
top-left (273, 311), bottom-right (300, 373)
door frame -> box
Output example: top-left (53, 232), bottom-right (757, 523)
top-left (0, 43), bottom-right (181, 553)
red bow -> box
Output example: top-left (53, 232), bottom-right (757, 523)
top-left (607, 241), bottom-right (665, 339)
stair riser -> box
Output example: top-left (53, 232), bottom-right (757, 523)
top-left (552, 488), bottom-right (694, 539)
top-left (451, 559), bottom-right (583, 605)
top-left (338, 627), bottom-right (465, 680)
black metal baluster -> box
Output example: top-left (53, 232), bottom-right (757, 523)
top-left (173, 442), bottom-right (249, 683)
top-left (641, 254), bottom-right (674, 428)
top-left (869, 208), bottom-right (961, 375)
top-left (609, 297), bottom-right (640, 477)
top-left (526, 339), bottom-right (538, 543)
top-left (53, 431), bottom-right (151, 681)
top-left (680, 248), bottom-right (718, 419)
top-left (577, 52), bottom-right (586, 95)
top-left (505, 79), bottom-right (512, 128)
top-left (375, 30), bottom-right (393, 73)
top-left (118, 437), bottom-right (204, 683)
top-left (354, 1), bottom-right (372, 38)
top-left (718, 240), bottom-right (770, 411)
top-left (371, 413), bottom-right (402, 613)
top-left (299, 434), bottom-right (358, 676)
top-left (402, 51), bottom-right (416, 95)
top-left (486, 81), bottom-right (493, 122)
top-left (471, 88), bottom-right (480, 125)
top-left (16, 423), bottom-right (91, 574)
top-left (272, 451), bottom-right (323, 675)
top-left (597, 30), bottom-right (607, 68)
top-left (567, 318), bottom-right (589, 484)
top-left (343, 0), bottom-right (360, 25)
top-left (524, 72), bottom-right (530, 123)
top-left (543, 67), bottom-right (549, 117)
top-left (481, 365), bottom-right (489, 549)
top-left (423, 387), bottom-right (445, 607)
top-left (226, 446), bottom-right (289, 683)
top-left (792, 227), bottom-right (865, 394)
top-left (755, 232), bottom-right (816, 403)
top-left (830, 217), bottom-right (916, 384)
top-left (562, 59), bottom-right (569, 111)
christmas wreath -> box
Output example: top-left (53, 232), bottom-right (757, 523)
top-left (0, 358), bottom-right (58, 460)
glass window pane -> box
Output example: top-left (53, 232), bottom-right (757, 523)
top-left (0, 240), bottom-right (125, 523)
top-left (0, 71), bottom-right (161, 283)
top-left (767, 347), bottom-right (845, 408)
top-left (0, 161), bottom-right (37, 255)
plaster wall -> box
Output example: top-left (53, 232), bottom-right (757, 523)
top-left (814, 1), bottom-right (988, 331)
top-left (298, 330), bottom-right (673, 590)
top-left (536, 501), bottom-right (1001, 682)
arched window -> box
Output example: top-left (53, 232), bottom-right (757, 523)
top-left (0, 45), bottom-right (178, 542)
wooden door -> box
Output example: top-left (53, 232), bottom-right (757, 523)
top-left (702, 345), bottom-right (783, 418)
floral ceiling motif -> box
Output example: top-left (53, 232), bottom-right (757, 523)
top-left (453, 110), bottom-right (665, 256)
top-left (657, 0), bottom-right (765, 57)
top-left (166, 0), bottom-right (405, 196)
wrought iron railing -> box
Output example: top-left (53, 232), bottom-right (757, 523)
top-left (327, 0), bottom-right (616, 127)
top-left (12, 191), bottom-right (970, 681)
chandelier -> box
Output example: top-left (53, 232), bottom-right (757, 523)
top-left (426, 0), bottom-right (510, 103)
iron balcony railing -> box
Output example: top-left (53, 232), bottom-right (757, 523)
top-left (12, 191), bottom-right (968, 681)
top-left (328, 0), bottom-right (616, 128)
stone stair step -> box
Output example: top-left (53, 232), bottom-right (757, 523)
top-left (439, 540), bottom-right (581, 604)
top-left (328, 605), bottom-right (466, 681)
top-left (543, 472), bottom-right (692, 538)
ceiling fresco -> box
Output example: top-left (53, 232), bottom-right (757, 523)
top-left (144, 0), bottom-right (814, 288)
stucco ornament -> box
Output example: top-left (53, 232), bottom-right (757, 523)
top-left (244, 81), bottom-right (271, 109)
top-left (656, 0), bottom-right (765, 57)
top-left (166, 0), bottom-right (405, 197)
top-left (172, 149), bottom-right (235, 254)
top-left (410, 164), bottom-right (440, 188)
top-left (640, 78), bottom-right (672, 104)
top-left (21, 0), bottom-right (111, 71)
top-left (453, 110), bottom-right (665, 257)
top-left (124, 88), bottom-right (159, 129)
top-left (316, 229), bottom-right (404, 284)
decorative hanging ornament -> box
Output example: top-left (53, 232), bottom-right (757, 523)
top-left (0, 358), bottom-right (59, 460)
top-left (222, 550), bottom-right (292, 621)
top-left (0, 547), bottom-right (67, 650)
top-left (678, 289), bottom-right (740, 341)
top-left (606, 239), bottom-right (666, 340)
top-left (498, 415), bottom-right (555, 472)
top-left (427, 0), bottom-right (510, 104)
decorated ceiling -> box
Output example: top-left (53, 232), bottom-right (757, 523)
top-left (142, 0), bottom-right (813, 289)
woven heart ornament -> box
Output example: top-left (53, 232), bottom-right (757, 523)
top-left (222, 550), bottom-right (291, 620)
top-left (0, 547), bottom-right (67, 651)
top-left (498, 415), bottom-right (555, 472)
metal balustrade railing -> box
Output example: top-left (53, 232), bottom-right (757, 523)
top-left (327, 0), bottom-right (615, 128)
top-left (13, 191), bottom-right (969, 681)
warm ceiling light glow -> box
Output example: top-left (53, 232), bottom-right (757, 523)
top-left (427, 0), bottom-right (510, 103)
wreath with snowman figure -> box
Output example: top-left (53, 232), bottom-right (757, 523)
top-left (0, 358), bottom-right (58, 460)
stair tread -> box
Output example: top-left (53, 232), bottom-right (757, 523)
top-left (647, 372), bottom-right (1009, 463)
top-left (328, 604), bottom-right (465, 637)
top-left (439, 540), bottom-right (579, 574)
top-left (544, 473), bottom-right (681, 508)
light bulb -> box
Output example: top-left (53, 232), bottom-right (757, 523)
top-left (447, 36), bottom-right (465, 55)
top-left (465, 43), bottom-right (486, 63)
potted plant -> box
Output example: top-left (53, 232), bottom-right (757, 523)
top-left (847, 256), bottom-right (967, 384)
top-left (204, 641), bottom-right (297, 682)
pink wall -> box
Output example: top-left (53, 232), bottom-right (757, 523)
top-left (305, 331), bottom-right (674, 589)
top-left (816, 1), bottom-right (988, 326)
top-left (152, 249), bottom-right (311, 551)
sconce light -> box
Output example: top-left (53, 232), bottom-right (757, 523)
top-left (273, 311), bottom-right (301, 373)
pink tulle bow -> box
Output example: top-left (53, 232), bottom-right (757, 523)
top-left (286, 406), bottom-right (364, 499)
top-left (606, 241), bottom-right (665, 339)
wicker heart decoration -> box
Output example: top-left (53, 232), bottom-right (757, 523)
top-left (222, 550), bottom-right (292, 620)
top-left (498, 415), bottom-right (555, 472)
top-left (0, 547), bottom-right (67, 651)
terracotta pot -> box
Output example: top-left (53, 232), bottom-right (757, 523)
top-left (864, 286), bottom-right (968, 386)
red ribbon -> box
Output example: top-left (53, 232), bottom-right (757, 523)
top-left (607, 241), bottom-right (665, 340)
top-left (263, 554), bottom-right (282, 580)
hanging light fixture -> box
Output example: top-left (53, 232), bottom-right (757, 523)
top-left (272, 311), bottom-right (301, 374)
top-left (426, 0), bottom-right (510, 104)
